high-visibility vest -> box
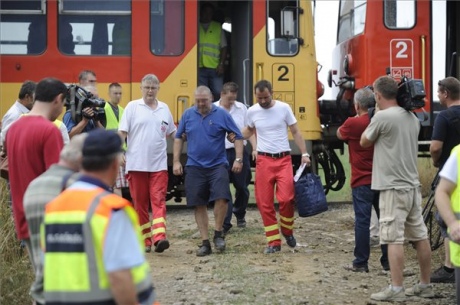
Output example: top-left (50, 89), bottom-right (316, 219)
top-left (104, 103), bottom-right (124, 131)
top-left (53, 119), bottom-right (64, 129)
top-left (450, 146), bottom-right (460, 267)
top-left (42, 182), bottom-right (154, 304)
top-left (199, 21), bottom-right (221, 69)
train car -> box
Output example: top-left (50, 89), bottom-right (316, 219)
top-left (323, 0), bottom-right (460, 148)
top-left (0, 0), bottom-right (324, 200)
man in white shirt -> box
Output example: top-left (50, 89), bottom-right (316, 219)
top-left (214, 82), bottom-right (256, 233)
top-left (119, 74), bottom-right (176, 254)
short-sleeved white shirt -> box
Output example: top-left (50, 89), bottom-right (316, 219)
top-left (214, 100), bottom-right (247, 149)
top-left (119, 98), bottom-right (176, 172)
top-left (1, 101), bottom-right (30, 145)
top-left (246, 100), bottom-right (296, 153)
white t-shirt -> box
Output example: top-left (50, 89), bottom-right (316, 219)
top-left (246, 100), bottom-right (296, 153)
top-left (119, 98), bottom-right (176, 172)
top-left (440, 152), bottom-right (458, 184)
top-left (1, 100), bottom-right (30, 145)
top-left (214, 100), bottom-right (247, 149)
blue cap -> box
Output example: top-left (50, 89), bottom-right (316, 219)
top-left (82, 129), bottom-right (123, 158)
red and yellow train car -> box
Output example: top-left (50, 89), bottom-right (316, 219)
top-left (324, 0), bottom-right (460, 147)
top-left (0, 0), bottom-right (324, 198)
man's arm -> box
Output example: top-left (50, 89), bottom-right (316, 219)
top-left (430, 140), bottom-right (443, 167)
top-left (289, 123), bottom-right (311, 166)
top-left (360, 131), bottom-right (374, 148)
top-left (173, 138), bottom-right (184, 176)
top-left (119, 130), bottom-right (128, 143)
top-left (336, 128), bottom-right (344, 141)
top-left (435, 178), bottom-right (460, 243)
top-left (241, 126), bottom-right (254, 139)
top-left (108, 269), bottom-right (138, 305)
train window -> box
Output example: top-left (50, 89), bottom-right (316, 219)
top-left (0, 0), bottom-right (46, 55)
top-left (384, 0), bottom-right (415, 29)
top-left (150, 0), bottom-right (184, 56)
top-left (337, 0), bottom-right (366, 44)
top-left (267, 0), bottom-right (299, 56)
top-left (59, 0), bottom-right (131, 56)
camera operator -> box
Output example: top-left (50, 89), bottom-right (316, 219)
top-left (63, 85), bottom-right (104, 139)
top-left (361, 76), bottom-right (433, 301)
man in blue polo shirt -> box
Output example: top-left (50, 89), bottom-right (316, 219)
top-left (173, 85), bottom-right (244, 256)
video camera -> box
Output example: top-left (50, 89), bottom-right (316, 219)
top-left (396, 76), bottom-right (426, 111)
top-left (65, 85), bottom-right (106, 127)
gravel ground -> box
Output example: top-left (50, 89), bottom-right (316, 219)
top-left (147, 203), bottom-right (456, 305)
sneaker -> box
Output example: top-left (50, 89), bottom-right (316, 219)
top-left (236, 218), bottom-right (247, 228)
top-left (213, 236), bottom-right (226, 252)
top-left (430, 266), bottom-right (455, 283)
top-left (343, 264), bottom-right (369, 273)
top-left (196, 243), bottom-right (212, 256)
top-left (263, 245), bottom-right (281, 254)
top-left (371, 286), bottom-right (406, 302)
top-left (154, 239), bottom-right (170, 253)
top-left (145, 246), bottom-right (152, 253)
top-left (405, 284), bottom-right (435, 298)
top-left (283, 234), bottom-right (297, 248)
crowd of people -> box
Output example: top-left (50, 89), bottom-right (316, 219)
top-left (1, 69), bottom-right (459, 304)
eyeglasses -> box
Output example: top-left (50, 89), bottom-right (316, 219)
top-left (142, 86), bottom-right (159, 91)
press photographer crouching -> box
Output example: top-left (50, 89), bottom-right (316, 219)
top-left (63, 85), bottom-right (105, 138)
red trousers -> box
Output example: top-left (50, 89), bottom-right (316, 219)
top-left (127, 170), bottom-right (168, 246)
top-left (255, 155), bottom-right (295, 247)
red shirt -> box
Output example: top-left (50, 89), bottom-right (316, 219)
top-left (6, 116), bottom-right (63, 239)
top-left (338, 114), bottom-right (373, 188)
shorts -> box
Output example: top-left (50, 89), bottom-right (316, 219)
top-left (184, 165), bottom-right (231, 207)
top-left (379, 187), bottom-right (428, 244)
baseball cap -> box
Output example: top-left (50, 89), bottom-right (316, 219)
top-left (82, 129), bottom-right (123, 158)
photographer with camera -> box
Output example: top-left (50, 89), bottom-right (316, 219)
top-left (337, 87), bottom-right (389, 274)
top-left (63, 85), bottom-right (104, 139)
top-left (361, 76), bottom-right (433, 301)
top-left (429, 76), bottom-right (460, 284)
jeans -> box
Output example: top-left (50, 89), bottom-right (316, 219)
top-left (352, 185), bottom-right (388, 268)
top-left (198, 68), bottom-right (223, 101)
top-left (223, 148), bottom-right (251, 230)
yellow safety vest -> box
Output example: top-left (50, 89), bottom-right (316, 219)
top-left (42, 183), bottom-right (154, 304)
top-left (199, 21), bottom-right (222, 69)
top-left (450, 146), bottom-right (460, 267)
top-left (104, 103), bottom-right (124, 131)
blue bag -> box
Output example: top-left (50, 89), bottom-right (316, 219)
top-left (294, 172), bottom-right (328, 217)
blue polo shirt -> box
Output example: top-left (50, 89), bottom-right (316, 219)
top-left (176, 104), bottom-right (243, 168)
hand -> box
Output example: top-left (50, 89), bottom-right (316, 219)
top-left (173, 161), bottom-right (183, 176)
top-left (251, 150), bottom-right (257, 161)
top-left (302, 155), bottom-right (311, 167)
top-left (82, 107), bottom-right (95, 121)
top-left (448, 221), bottom-right (460, 244)
top-left (216, 64), bottom-right (224, 76)
top-left (231, 161), bottom-right (243, 173)
top-left (120, 154), bottom-right (126, 167)
top-left (227, 132), bottom-right (236, 143)
top-left (181, 133), bottom-right (187, 142)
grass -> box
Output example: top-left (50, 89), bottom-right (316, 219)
top-left (0, 180), bottom-right (34, 305)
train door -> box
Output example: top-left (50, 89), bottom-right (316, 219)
top-left (197, 1), bottom-right (252, 104)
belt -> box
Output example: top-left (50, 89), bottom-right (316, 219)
top-left (257, 151), bottom-right (290, 159)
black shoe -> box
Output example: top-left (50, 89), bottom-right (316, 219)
top-left (263, 245), bottom-right (281, 254)
top-left (154, 239), bottom-right (170, 253)
top-left (430, 266), bottom-right (455, 283)
top-left (236, 218), bottom-right (247, 228)
top-left (145, 246), bottom-right (152, 253)
top-left (343, 264), bottom-right (369, 273)
top-left (223, 226), bottom-right (231, 235)
top-left (283, 234), bottom-right (297, 248)
top-left (382, 263), bottom-right (390, 271)
top-left (196, 244), bottom-right (212, 256)
top-left (213, 236), bottom-right (226, 252)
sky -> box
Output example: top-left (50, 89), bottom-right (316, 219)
top-left (314, 1), bottom-right (340, 100)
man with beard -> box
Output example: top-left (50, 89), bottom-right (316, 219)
top-left (242, 79), bottom-right (311, 254)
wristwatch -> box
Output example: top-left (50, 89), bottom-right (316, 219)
top-left (302, 153), bottom-right (310, 158)
top-left (235, 158), bottom-right (243, 163)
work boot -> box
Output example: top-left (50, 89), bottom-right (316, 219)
top-left (154, 239), bottom-right (170, 253)
top-left (236, 218), bottom-right (247, 228)
top-left (213, 236), bottom-right (226, 252)
top-left (283, 234), bottom-right (297, 248)
top-left (263, 245), bottom-right (281, 254)
top-left (145, 245), bottom-right (152, 253)
top-left (196, 242), bottom-right (212, 257)
top-left (343, 264), bottom-right (369, 273)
